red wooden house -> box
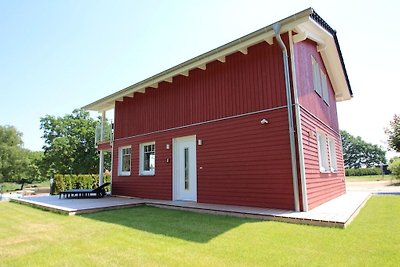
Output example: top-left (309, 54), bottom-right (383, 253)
top-left (84, 8), bottom-right (352, 212)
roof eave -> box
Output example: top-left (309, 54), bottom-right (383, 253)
top-left (83, 8), bottom-right (314, 112)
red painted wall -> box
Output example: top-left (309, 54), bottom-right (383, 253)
top-left (294, 39), bottom-right (339, 132)
top-left (293, 39), bottom-right (346, 209)
top-left (112, 108), bottom-right (295, 210)
top-left (114, 39), bottom-right (289, 139)
top-left (300, 108), bottom-right (345, 209)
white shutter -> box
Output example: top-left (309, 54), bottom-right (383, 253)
top-left (321, 71), bottom-right (329, 104)
top-left (312, 56), bottom-right (322, 96)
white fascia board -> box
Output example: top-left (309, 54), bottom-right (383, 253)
top-left (83, 8), bottom-right (314, 112)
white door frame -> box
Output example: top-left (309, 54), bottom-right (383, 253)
top-left (172, 135), bottom-right (197, 201)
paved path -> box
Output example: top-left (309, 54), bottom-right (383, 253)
top-left (346, 180), bottom-right (400, 194)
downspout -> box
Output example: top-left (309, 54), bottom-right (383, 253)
top-left (273, 23), bottom-right (300, 212)
top-left (110, 121), bottom-right (114, 195)
top-left (288, 31), bottom-right (308, 211)
top-left (98, 110), bottom-right (106, 186)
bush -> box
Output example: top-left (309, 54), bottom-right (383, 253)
top-left (388, 158), bottom-right (400, 178)
top-left (53, 174), bottom-right (66, 194)
top-left (345, 167), bottom-right (382, 176)
top-left (51, 174), bottom-right (110, 195)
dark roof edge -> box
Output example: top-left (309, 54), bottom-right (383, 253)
top-left (310, 10), bottom-right (353, 97)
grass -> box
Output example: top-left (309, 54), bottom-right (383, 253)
top-left (345, 174), bottom-right (397, 182)
top-left (1, 196), bottom-right (399, 266)
top-left (0, 180), bottom-right (50, 193)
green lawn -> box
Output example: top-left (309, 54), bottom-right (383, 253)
top-left (345, 174), bottom-right (397, 182)
top-left (1, 197), bottom-right (399, 266)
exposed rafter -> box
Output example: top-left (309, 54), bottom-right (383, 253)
top-left (264, 36), bottom-right (274, 45)
top-left (198, 64), bottom-right (207, 70)
top-left (217, 56), bottom-right (226, 63)
top-left (238, 47), bottom-right (248, 54)
top-left (149, 83), bottom-right (158, 89)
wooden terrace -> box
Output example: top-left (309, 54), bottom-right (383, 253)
top-left (12, 192), bottom-right (370, 228)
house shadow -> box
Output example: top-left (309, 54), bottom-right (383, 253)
top-left (80, 205), bottom-right (257, 243)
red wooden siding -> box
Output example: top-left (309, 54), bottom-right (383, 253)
top-left (114, 37), bottom-right (289, 139)
top-left (112, 108), bottom-right (295, 210)
top-left (294, 39), bottom-right (339, 132)
top-left (293, 38), bottom-right (346, 209)
top-left (97, 142), bottom-right (112, 151)
top-left (300, 107), bottom-right (345, 210)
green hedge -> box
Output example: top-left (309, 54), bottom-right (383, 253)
top-left (51, 174), bottom-right (111, 195)
top-left (345, 168), bottom-right (382, 176)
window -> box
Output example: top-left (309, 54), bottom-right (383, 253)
top-left (312, 56), bottom-right (329, 104)
top-left (321, 71), bottom-right (329, 104)
top-left (140, 142), bottom-right (155, 175)
top-left (118, 146), bottom-right (131, 176)
top-left (312, 56), bottom-right (322, 96)
top-left (316, 132), bottom-right (329, 172)
top-left (184, 147), bottom-right (189, 190)
top-left (328, 138), bottom-right (337, 172)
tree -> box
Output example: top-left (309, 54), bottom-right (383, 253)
top-left (385, 114), bottom-right (400, 152)
top-left (40, 109), bottom-right (109, 175)
top-left (0, 125), bottom-right (29, 183)
top-left (388, 157), bottom-right (400, 177)
top-left (341, 130), bottom-right (386, 168)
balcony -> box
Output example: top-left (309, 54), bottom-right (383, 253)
top-left (95, 123), bottom-right (113, 148)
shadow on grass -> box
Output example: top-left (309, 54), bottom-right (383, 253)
top-left (80, 205), bottom-right (257, 243)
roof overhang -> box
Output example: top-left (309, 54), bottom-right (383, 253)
top-left (83, 8), bottom-right (352, 112)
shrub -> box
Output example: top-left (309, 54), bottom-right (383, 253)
top-left (388, 158), bottom-right (400, 178)
top-left (345, 167), bottom-right (382, 176)
top-left (51, 174), bottom-right (110, 195)
top-left (53, 174), bottom-right (66, 194)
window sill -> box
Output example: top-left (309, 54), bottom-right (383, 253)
top-left (119, 173), bottom-right (131, 177)
top-left (139, 172), bottom-right (155, 176)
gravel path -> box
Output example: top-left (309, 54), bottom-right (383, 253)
top-left (346, 180), bottom-right (400, 194)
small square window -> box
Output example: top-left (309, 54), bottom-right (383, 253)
top-left (118, 146), bottom-right (131, 176)
top-left (140, 142), bottom-right (155, 175)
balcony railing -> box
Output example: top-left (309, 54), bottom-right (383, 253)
top-left (95, 123), bottom-right (113, 146)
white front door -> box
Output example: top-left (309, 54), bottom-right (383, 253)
top-left (173, 135), bottom-right (197, 201)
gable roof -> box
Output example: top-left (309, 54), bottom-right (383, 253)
top-left (84, 8), bottom-right (352, 112)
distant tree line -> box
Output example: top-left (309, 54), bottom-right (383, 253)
top-left (340, 130), bottom-right (386, 169)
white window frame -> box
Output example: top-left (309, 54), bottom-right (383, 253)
top-left (139, 142), bottom-right (155, 176)
top-left (118, 146), bottom-right (131, 176)
top-left (328, 138), bottom-right (338, 172)
top-left (316, 132), bottom-right (329, 173)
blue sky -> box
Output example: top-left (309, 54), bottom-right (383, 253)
top-left (1, 0), bottom-right (399, 158)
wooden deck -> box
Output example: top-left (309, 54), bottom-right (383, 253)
top-left (12, 192), bottom-right (370, 228)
